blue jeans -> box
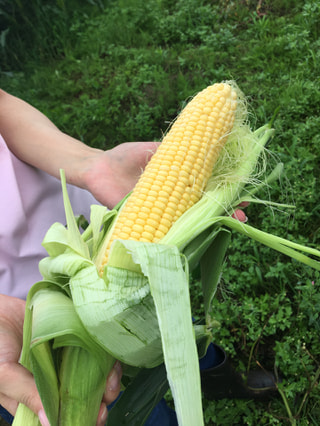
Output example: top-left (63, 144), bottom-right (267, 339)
top-left (0, 405), bottom-right (13, 424)
top-left (0, 343), bottom-right (221, 425)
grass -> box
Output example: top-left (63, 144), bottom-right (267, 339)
top-left (1, 0), bottom-right (319, 424)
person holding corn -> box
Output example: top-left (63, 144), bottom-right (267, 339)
top-left (0, 88), bottom-right (276, 426)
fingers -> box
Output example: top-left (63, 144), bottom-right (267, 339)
top-left (96, 361), bottom-right (122, 426)
top-left (237, 201), bottom-right (250, 208)
top-left (232, 201), bottom-right (250, 223)
top-left (140, 141), bottom-right (161, 167)
top-left (103, 361), bottom-right (122, 406)
top-left (232, 209), bottom-right (248, 222)
top-left (0, 361), bottom-right (49, 425)
top-left (96, 403), bottom-right (108, 426)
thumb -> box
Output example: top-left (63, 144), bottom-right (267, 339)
top-left (0, 362), bottom-right (49, 425)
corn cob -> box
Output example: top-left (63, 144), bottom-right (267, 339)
top-left (99, 82), bottom-right (238, 273)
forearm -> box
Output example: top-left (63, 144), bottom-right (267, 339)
top-left (0, 89), bottom-right (102, 188)
top-left (0, 89), bottom-right (160, 208)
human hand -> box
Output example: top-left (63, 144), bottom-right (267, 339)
top-left (0, 294), bottom-right (122, 426)
top-left (80, 141), bottom-right (160, 209)
top-left (0, 295), bottom-right (37, 419)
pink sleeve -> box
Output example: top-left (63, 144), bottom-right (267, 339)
top-left (0, 134), bottom-right (98, 299)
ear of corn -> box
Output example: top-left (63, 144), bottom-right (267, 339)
top-left (96, 82), bottom-right (238, 273)
top-left (13, 81), bottom-right (320, 426)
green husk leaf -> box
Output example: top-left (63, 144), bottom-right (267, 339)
top-left (29, 287), bottom-right (106, 362)
top-left (70, 263), bottom-right (163, 367)
top-left (180, 214), bottom-right (320, 271)
top-left (80, 205), bottom-right (116, 250)
top-left (58, 346), bottom-right (114, 426)
top-left (90, 204), bottom-right (110, 253)
top-left (182, 226), bottom-right (222, 272)
top-left (114, 240), bottom-right (204, 426)
top-left (108, 323), bottom-right (212, 426)
top-left (29, 342), bottom-right (59, 425)
top-left (60, 169), bottom-right (90, 259)
top-left (107, 363), bottom-right (169, 426)
top-left (42, 222), bottom-right (70, 257)
top-left (218, 216), bottom-right (320, 270)
top-left (200, 228), bottom-right (231, 316)
top-left (39, 251), bottom-right (92, 283)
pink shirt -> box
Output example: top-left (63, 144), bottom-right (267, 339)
top-left (0, 134), bottom-right (98, 299)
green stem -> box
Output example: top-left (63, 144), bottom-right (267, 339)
top-left (296, 365), bottom-right (320, 418)
top-left (277, 387), bottom-right (297, 426)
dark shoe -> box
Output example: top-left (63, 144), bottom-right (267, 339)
top-left (200, 344), bottom-right (279, 401)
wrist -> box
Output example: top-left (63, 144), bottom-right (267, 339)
top-left (72, 146), bottom-right (106, 192)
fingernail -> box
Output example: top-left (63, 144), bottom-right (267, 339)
top-left (38, 409), bottom-right (50, 426)
top-left (107, 368), bottom-right (120, 391)
top-left (100, 404), bottom-right (108, 423)
top-left (238, 201), bottom-right (250, 208)
top-left (232, 209), bottom-right (248, 223)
